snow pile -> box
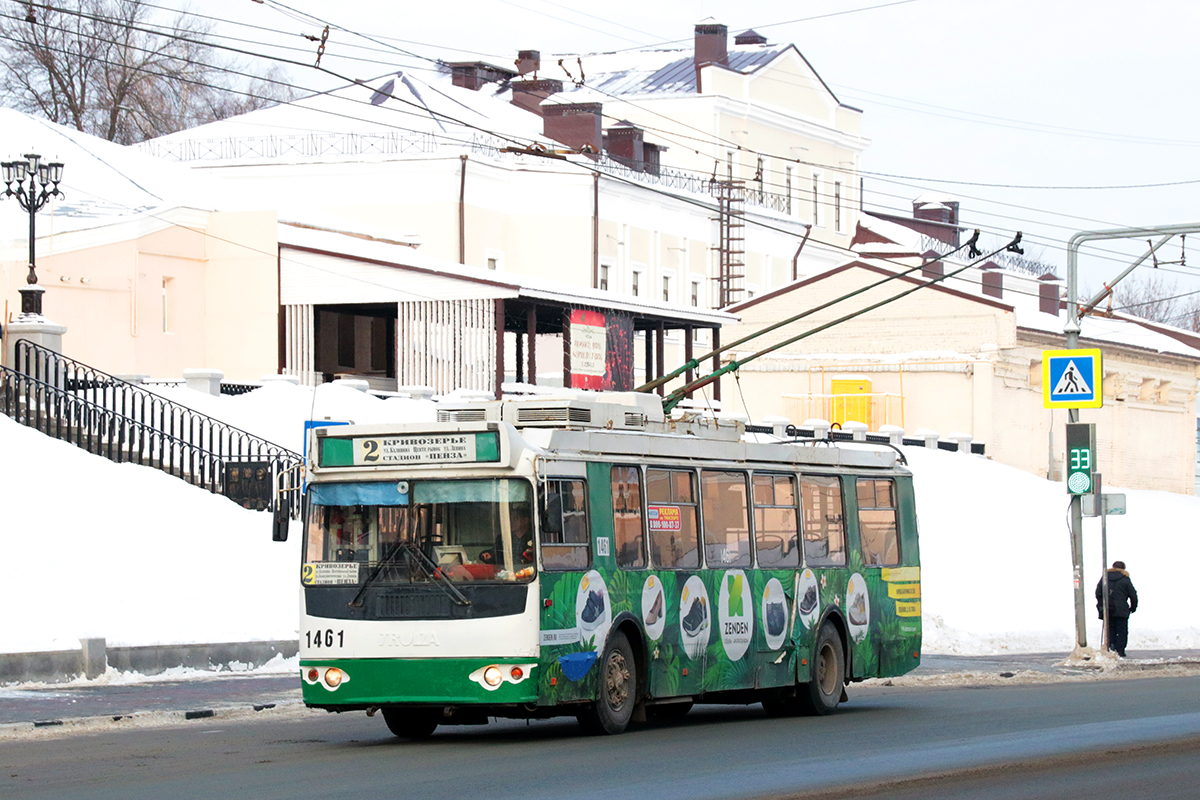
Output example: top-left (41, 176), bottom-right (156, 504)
top-left (905, 445), bottom-right (1200, 654)
top-left (2, 381), bottom-right (1198, 655)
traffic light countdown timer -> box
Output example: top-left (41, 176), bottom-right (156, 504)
top-left (1065, 422), bottom-right (1096, 495)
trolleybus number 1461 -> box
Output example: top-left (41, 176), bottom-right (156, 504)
top-left (306, 628), bottom-right (345, 648)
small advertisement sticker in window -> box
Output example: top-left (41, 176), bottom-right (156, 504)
top-left (648, 505), bottom-right (681, 531)
top-left (302, 562), bottom-right (360, 585)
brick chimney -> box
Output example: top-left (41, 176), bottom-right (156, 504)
top-left (516, 50), bottom-right (540, 77)
top-left (694, 18), bottom-right (728, 91)
top-left (980, 262), bottom-right (1003, 299)
top-left (543, 101), bottom-right (603, 155)
top-left (512, 78), bottom-right (564, 116)
top-left (1039, 273), bottom-right (1062, 315)
top-left (448, 61), bottom-right (517, 91)
top-left (913, 199), bottom-right (960, 227)
top-left (605, 121), bottom-right (645, 168)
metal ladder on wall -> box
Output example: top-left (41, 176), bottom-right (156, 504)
top-left (717, 179), bottom-right (746, 308)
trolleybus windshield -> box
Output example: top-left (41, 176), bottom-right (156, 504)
top-left (302, 478), bottom-right (535, 585)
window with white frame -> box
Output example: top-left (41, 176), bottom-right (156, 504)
top-left (811, 170), bottom-right (824, 228)
top-left (162, 277), bottom-right (174, 333)
top-left (691, 279), bottom-right (701, 307)
top-left (485, 249), bottom-right (504, 272)
top-left (834, 181), bottom-right (843, 233)
top-left (631, 267), bottom-right (643, 298)
top-left (599, 262), bottom-right (611, 291)
top-left (785, 165), bottom-right (793, 216)
top-left (661, 268), bottom-right (675, 303)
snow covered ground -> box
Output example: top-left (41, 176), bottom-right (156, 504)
top-left (2, 381), bottom-right (1197, 657)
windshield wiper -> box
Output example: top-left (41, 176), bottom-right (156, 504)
top-left (348, 542), bottom-right (471, 608)
top-left (348, 551), bottom-right (405, 608)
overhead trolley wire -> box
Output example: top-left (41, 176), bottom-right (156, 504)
top-left (638, 231), bottom-right (982, 393)
top-left (658, 233), bottom-right (1026, 409)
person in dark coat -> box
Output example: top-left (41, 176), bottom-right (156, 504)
top-left (1096, 560), bottom-right (1138, 657)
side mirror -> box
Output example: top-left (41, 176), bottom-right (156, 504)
top-left (272, 501), bottom-right (290, 542)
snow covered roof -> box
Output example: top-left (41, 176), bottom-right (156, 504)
top-left (551, 41), bottom-right (792, 98)
top-left (853, 212), bottom-right (925, 253)
top-left (141, 70), bottom-right (553, 165)
top-left (0, 108), bottom-right (220, 239)
top-left (1017, 306), bottom-right (1200, 359)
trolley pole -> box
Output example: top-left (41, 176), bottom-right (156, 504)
top-left (1065, 222), bottom-right (1200, 653)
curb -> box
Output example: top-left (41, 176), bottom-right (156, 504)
top-left (0, 699), bottom-right (306, 739)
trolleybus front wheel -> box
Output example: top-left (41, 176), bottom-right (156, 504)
top-left (577, 630), bottom-right (637, 735)
top-left (801, 622), bottom-right (845, 715)
top-left (382, 707), bottom-right (439, 739)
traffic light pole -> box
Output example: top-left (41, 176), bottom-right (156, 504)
top-left (1065, 222), bottom-right (1200, 652)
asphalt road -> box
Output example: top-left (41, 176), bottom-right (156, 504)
top-left (3, 676), bottom-right (1199, 800)
top-left (5, 649), bottom-right (1198, 726)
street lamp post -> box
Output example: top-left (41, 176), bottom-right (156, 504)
top-left (2, 153), bottom-right (65, 317)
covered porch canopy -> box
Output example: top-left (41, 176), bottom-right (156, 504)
top-left (278, 226), bottom-right (735, 399)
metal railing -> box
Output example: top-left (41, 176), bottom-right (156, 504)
top-left (138, 132), bottom-right (795, 217)
top-left (136, 130), bottom-right (507, 162)
top-left (2, 340), bottom-right (302, 517)
top-left (783, 392), bottom-right (906, 430)
top-left (594, 155), bottom-right (795, 215)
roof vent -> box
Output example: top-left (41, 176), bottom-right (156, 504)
top-left (516, 406), bottom-right (593, 425)
top-left (438, 408), bottom-right (489, 423)
top-left (734, 29), bottom-right (767, 45)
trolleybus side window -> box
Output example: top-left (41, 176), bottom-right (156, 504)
top-left (800, 475), bottom-right (846, 566)
top-left (645, 467), bottom-right (699, 569)
top-left (857, 478), bottom-right (900, 566)
top-left (611, 466), bottom-right (646, 569)
top-left (701, 470), bottom-right (752, 567)
top-left (752, 473), bottom-right (800, 568)
top-left (541, 479), bottom-right (590, 571)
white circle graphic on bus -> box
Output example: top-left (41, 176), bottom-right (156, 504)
top-left (761, 577), bottom-right (789, 651)
top-left (576, 570), bottom-right (611, 650)
top-left (641, 575), bottom-right (666, 642)
top-left (679, 575), bottom-right (711, 660)
top-left (797, 569), bottom-right (820, 630)
top-left (718, 570), bottom-right (753, 661)
top-left (846, 572), bottom-right (870, 642)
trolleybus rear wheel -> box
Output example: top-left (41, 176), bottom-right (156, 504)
top-left (382, 707), bottom-right (439, 739)
top-left (801, 622), bottom-right (845, 715)
top-left (578, 630), bottom-right (637, 735)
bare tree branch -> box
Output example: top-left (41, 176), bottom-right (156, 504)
top-left (0, 0), bottom-right (294, 143)
top-left (1111, 272), bottom-right (1200, 333)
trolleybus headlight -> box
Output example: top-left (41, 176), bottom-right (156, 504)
top-left (307, 668), bottom-right (319, 682)
top-left (510, 666), bottom-right (524, 681)
top-left (324, 667), bottom-right (344, 688)
top-left (483, 666), bottom-right (503, 687)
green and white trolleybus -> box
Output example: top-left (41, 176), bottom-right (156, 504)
top-left (288, 392), bottom-right (922, 737)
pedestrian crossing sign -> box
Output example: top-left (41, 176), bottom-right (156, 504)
top-left (1043, 349), bottom-right (1103, 409)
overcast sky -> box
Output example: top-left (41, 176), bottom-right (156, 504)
top-left (189, 0), bottom-right (1200, 307)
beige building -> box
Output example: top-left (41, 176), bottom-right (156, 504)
top-left (719, 258), bottom-right (1200, 493)
top-left (138, 20), bottom-right (870, 397)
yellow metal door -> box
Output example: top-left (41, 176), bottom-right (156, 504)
top-left (831, 378), bottom-right (872, 428)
